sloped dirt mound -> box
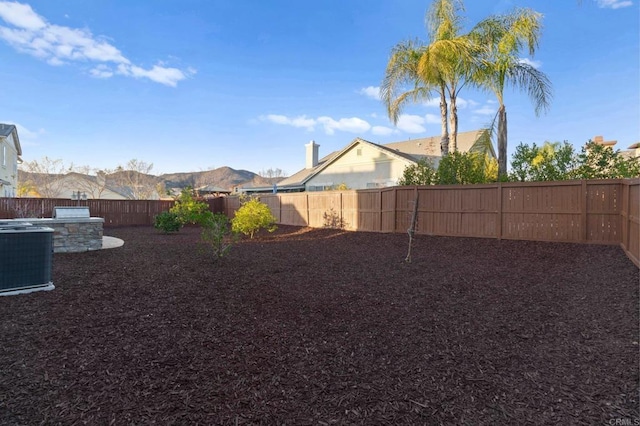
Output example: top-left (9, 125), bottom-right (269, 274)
top-left (1, 226), bottom-right (638, 425)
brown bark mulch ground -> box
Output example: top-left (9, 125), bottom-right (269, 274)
top-left (1, 225), bottom-right (638, 425)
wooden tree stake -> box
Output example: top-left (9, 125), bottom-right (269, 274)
top-left (405, 192), bottom-right (419, 263)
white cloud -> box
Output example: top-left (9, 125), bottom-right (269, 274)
top-left (1, 121), bottom-right (45, 146)
top-left (359, 86), bottom-right (380, 100)
top-left (371, 126), bottom-right (395, 136)
top-left (423, 98), bottom-right (441, 108)
top-left (90, 64), bottom-right (113, 78)
top-left (260, 114), bottom-right (316, 131)
top-left (473, 105), bottom-right (496, 116)
top-left (519, 57), bottom-right (542, 69)
top-left (260, 114), bottom-right (372, 135)
top-left (597, 0), bottom-right (633, 8)
top-left (0, 1), bottom-right (193, 86)
top-left (317, 116), bottom-right (371, 135)
top-left (118, 64), bottom-right (193, 88)
top-left (0, 1), bottom-right (45, 30)
top-left (455, 97), bottom-right (479, 109)
top-left (425, 114), bottom-right (440, 124)
top-left (396, 114), bottom-right (426, 134)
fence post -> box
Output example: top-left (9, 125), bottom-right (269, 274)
top-left (414, 186), bottom-right (418, 233)
top-left (378, 189), bottom-right (383, 232)
top-left (306, 193), bottom-right (310, 226)
top-left (623, 181), bottom-right (630, 250)
top-left (339, 192), bottom-right (344, 230)
top-left (497, 182), bottom-right (502, 240)
top-left (392, 188), bottom-right (397, 232)
top-left (278, 194), bottom-right (282, 225)
top-left (581, 180), bottom-right (588, 243)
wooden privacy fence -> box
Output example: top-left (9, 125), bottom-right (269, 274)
top-left (223, 179), bottom-right (639, 267)
top-left (0, 198), bottom-right (225, 226)
top-left (1, 180), bottom-right (637, 266)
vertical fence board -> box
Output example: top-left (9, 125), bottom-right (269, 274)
top-left (620, 180), bottom-right (639, 266)
top-left (341, 191), bottom-right (358, 231)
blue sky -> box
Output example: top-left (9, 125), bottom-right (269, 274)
top-left (1, 0), bottom-right (638, 176)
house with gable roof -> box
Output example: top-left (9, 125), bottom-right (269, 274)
top-left (0, 123), bottom-right (22, 197)
top-left (241, 129), bottom-right (494, 193)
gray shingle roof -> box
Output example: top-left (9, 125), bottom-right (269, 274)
top-left (0, 123), bottom-right (15, 138)
top-left (0, 123), bottom-right (22, 156)
top-left (382, 129), bottom-right (490, 157)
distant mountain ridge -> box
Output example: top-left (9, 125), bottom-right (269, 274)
top-left (18, 166), bottom-right (282, 195)
top-left (159, 167), bottom-right (276, 191)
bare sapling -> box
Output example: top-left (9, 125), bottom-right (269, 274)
top-left (405, 192), bottom-right (419, 263)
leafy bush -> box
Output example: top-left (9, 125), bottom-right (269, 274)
top-left (437, 151), bottom-right (497, 185)
top-left (154, 211), bottom-right (182, 233)
top-left (170, 188), bottom-right (213, 226)
top-left (399, 153), bottom-right (497, 186)
top-left (231, 197), bottom-right (277, 239)
top-left (200, 213), bottom-right (236, 262)
top-left (509, 141), bottom-right (577, 182)
top-left (398, 158), bottom-right (438, 186)
top-left (574, 141), bottom-right (640, 179)
top-left (509, 140), bottom-right (640, 181)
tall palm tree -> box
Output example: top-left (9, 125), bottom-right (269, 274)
top-left (381, 40), bottom-right (450, 155)
top-left (424, 0), bottom-right (473, 152)
top-left (381, 0), bottom-right (472, 156)
top-left (469, 8), bottom-right (553, 179)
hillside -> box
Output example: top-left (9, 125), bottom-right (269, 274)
top-left (18, 166), bottom-right (283, 197)
top-left (160, 167), bottom-right (277, 191)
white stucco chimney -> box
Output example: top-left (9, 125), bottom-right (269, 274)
top-left (305, 140), bottom-right (319, 169)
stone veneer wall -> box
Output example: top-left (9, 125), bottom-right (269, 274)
top-left (23, 218), bottom-right (104, 253)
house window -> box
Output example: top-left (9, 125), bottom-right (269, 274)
top-left (308, 182), bottom-right (334, 191)
top-left (366, 179), bottom-right (395, 189)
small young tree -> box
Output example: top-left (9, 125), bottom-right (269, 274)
top-left (231, 197), bottom-right (277, 239)
top-left (200, 213), bottom-right (237, 262)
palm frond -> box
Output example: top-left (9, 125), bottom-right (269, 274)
top-left (507, 63), bottom-right (553, 116)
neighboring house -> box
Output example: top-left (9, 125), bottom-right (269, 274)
top-left (592, 135), bottom-right (640, 160)
top-left (53, 173), bottom-right (129, 200)
top-left (622, 142), bottom-right (639, 160)
top-left (196, 185), bottom-right (233, 198)
top-left (0, 123), bottom-right (22, 197)
top-left (242, 129), bottom-right (494, 193)
top-left (19, 171), bottom-right (161, 200)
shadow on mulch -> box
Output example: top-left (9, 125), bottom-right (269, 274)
top-left (1, 225), bottom-right (638, 425)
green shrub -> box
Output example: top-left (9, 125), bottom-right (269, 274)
top-left (437, 151), bottom-right (497, 184)
top-left (200, 213), bottom-right (237, 262)
top-left (509, 141), bottom-right (577, 182)
top-left (154, 211), bottom-right (182, 233)
top-left (231, 197), bottom-right (277, 239)
top-left (574, 141), bottom-right (640, 179)
top-left (398, 158), bottom-right (438, 186)
top-left (170, 188), bottom-right (212, 226)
